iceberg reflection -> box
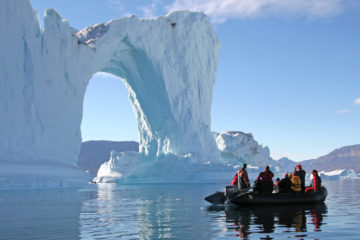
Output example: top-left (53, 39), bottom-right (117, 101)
top-left (79, 184), bottom-right (214, 239)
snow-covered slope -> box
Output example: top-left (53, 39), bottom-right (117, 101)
top-left (0, 0), bottom-right (220, 187)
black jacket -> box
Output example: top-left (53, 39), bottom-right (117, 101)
top-left (278, 177), bottom-right (292, 193)
top-left (294, 170), bottom-right (306, 190)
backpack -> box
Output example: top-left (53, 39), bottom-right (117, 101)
top-left (291, 174), bottom-right (301, 192)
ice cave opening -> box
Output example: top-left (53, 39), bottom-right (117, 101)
top-left (81, 72), bottom-right (138, 144)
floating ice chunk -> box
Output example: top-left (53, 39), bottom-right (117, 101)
top-left (316, 169), bottom-right (360, 180)
top-left (214, 131), bottom-right (280, 170)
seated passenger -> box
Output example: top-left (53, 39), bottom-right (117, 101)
top-left (275, 178), bottom-right (281, 187)
top-left (291, 171), bottom-right (302, 192)
top-left (305, 170), bottom-right (322, 193)
top-left (278, 173), bottom-right (292, 193)
top-left (253, 176), bottom-right (261, 193)
top-left (294, 164), bottom-right (306, 192)
top-left (231, 163), bottom-right (250, 190)
top-left (258, 166), bottom-right (274, 194)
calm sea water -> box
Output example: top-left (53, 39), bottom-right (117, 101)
top-left (0, 180), bottom-right (359, 239)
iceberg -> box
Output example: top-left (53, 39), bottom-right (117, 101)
top-left (214, 131), bottom-right (280, 171)
top-left (316, 169), bottom-right (360, 180)
top-left (93, 151), bottom-right (139, 183)
top-left (0, 0), bottom-right (220, 188)
top-left (94, 131), bottom-right (280, 183)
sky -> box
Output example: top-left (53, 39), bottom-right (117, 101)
top-left (30, 0), bottom-right (360, 161)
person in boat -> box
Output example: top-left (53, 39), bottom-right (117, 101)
top-left (258, 165), bottom-right (274, 194)
top-left (253, 176), bottom-right (261, 193)
top-left (273, 178), bottom-right (281, 192)
top-left (278, 173), bottom-right (293, 193)
top-left (275, 178), bottom-right (280, 187)
top-left (231, 163), bottom-right (250, 190)
top-left (305, 170), bottom-right (322, 193)
top-left (291, 172), bottom-right (302, 192)
top-left (294, 164), bottom-right (306, 192)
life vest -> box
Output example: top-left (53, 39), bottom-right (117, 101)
top-left (231, 169), bottom-right (249, 188)
top-left (294, 170), bottom-right (306, 189)
top-left (238, 169), bottom-right (249, 188)
top-left (231, 173), bottom-right (238, 185)
top-left (312, 174), bottom-right (321, 191)
top-left (291, 174), bottom-right (302, 192)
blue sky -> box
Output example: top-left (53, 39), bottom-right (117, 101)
top-left (30, 0), bottom-right (360, 161)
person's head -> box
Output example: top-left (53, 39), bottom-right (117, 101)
top-left (284, 172), bottom-right (288, 178)
top-left (276, 178), bottom-right (280, 181)
top-left (312, 169), bottom-right (318, 175)
top-left (265, 165), bottom-right (270, 171)
top-left (296, 164), bottom-right (302, 171)
top-left (242, 163), bottom-right (247, 169)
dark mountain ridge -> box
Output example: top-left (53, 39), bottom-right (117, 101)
top-left (78, 140), bottom-right (139, 176)
top-left (277, 144), bottom-right (360, 173)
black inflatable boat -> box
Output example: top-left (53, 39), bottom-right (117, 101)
top-left (205, 186), bottom-right (327, 206)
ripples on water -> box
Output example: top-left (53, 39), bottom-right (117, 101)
top-left (0, 180), bottom-right (359, 239)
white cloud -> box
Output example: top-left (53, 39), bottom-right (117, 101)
top-left (354, 98), bottom-right (360, 105)
top-left (336, 109), bottom-right (351, 114)
top-left (166, 0), bottom-right (344, 23)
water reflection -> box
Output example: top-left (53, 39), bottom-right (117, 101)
top-left (207, 203), bottom-right (327, 239)
top-left (79, 184), bottom-right (215, 239)
top-left (2, 180), bottom-right (360, 239)
top-left (79, 184), bottom-right (141, 239)
top-left (0, 189), bottom-right (81, 240)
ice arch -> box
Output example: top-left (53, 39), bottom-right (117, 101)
top-left (0, 0), bottom-right (220, 187)
top-left (78, 13), bottom-right (221, 159)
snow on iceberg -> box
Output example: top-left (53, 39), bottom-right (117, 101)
top-left (317, 169), bottom-right (360, 180)
top-left (214, 131), bottom-right (280, 171)
top-left (93, 151), bottom-right (139, 183)
top-left (0, 0), bottom-right (220, 188)
top-left (93, 131), bottom-right (279, 183)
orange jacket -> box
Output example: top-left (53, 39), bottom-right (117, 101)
top-left (231, 168), bottom-right (250, 187)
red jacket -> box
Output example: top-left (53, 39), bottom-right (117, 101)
top-left (259, 170), bottom-right (274, 183)
top-left (312, 173), bottom-right (321, 191)
top-left (231, 168), bottom-right (250, 187)
top-left (275, 180), bottom-right (280, 187)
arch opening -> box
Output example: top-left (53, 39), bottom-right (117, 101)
top-left (78, 72), bottom-right (139, 177)
top-left (81, 72), bottom-right (138, 143)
